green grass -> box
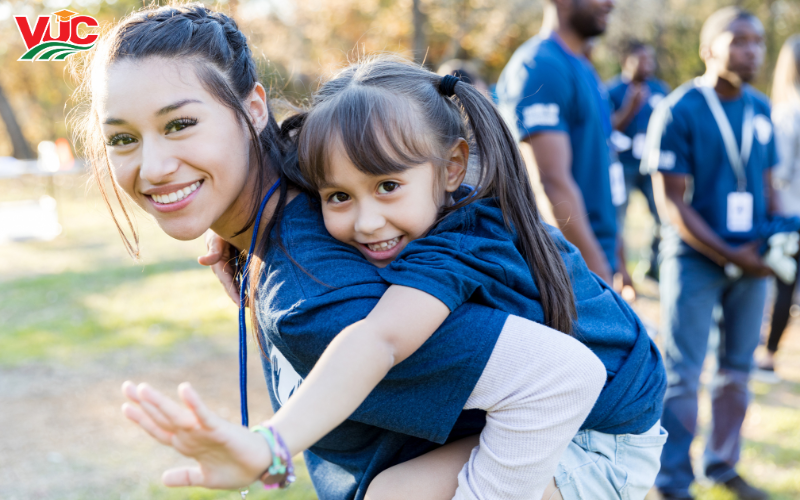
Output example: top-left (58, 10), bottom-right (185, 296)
top-left (0, 259), bottom-right (237, 364)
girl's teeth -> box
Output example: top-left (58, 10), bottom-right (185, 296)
top-left (152, 181), bottom-right (201, 205)
top-left (368, 237), bottom-right (399, 252)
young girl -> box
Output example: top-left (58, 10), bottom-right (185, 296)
top-left (75, 4), bottom-right (662, 499)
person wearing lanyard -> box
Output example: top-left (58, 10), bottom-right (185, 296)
top-left (642, 7), bottom-right (777, 500)
top-left (607, 41), bottom-right (671, 281)
top-left (496, 0), bottom-right (621, 285)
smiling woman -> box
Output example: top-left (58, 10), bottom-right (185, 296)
top-left (97, 58), bottom-right (258, 242)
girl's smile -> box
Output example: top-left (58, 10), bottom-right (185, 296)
top-left (359, 235), bottom-right (405, 263)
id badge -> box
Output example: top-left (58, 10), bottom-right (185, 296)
top-left (609, 161), bottom-right (627, 207)
top-left (632, 133), bottom-right (646, 160)
top-left (727, 192), bottom-right (753, 232)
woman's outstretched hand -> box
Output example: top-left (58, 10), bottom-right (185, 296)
top-left (121, 381), bottom-right (271, 489)
top-left (198, 230), bottom-right (240, 306)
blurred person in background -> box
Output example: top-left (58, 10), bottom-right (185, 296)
top-left (756, 34), bottom-right (800, 375)
top-left (497, 0), bottom-right (622, 286)
top-left (643, 7), bottom-right (776, 500)
top-left (607, 41), bottom-right (670, 282)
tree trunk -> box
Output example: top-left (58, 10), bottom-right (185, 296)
top-left (0, 83), bottom-right (35, 159)
top-left (412, 0), bottom-right (427, 65)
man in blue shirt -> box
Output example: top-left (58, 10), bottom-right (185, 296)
top-left (643, 7), bottom-right (777, 500)
top-left (497, 0), bottom-right (619, 285)
top-left (607, 41), bottom-right (670, 280)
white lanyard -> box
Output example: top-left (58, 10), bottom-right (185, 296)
top-left (696, 78), bottom-right (754, 192)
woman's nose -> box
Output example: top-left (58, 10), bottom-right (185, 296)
top-left (140, 138), bottom-right (180, 184)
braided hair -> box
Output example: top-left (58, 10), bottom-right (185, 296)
top-left (71, 3), bottom-right (308, 352)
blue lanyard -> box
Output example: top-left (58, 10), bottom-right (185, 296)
top-left (549, 33), bottom-right (613, 139)
top-left (237, 179), bottom-right (281, 427)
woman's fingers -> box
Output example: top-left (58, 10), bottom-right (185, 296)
top-left (162, 466), bottom-right (206, 488)
top-left (138, 383), bottom-right (198, 431)
top-left (121, 402), bottom-right (174, 445)
top-left (178, 382), bottom-right (219, 429)
top-left (198, 230), bottom-right (224, 266)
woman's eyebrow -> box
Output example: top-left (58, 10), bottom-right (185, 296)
top-left (156, 98), bottom-right (202, 116)
top-left (103, 99), bottom-right (202, 125)
top-left (103, 99), bottom-right (203, 126)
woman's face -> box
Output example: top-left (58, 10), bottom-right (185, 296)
top-left (96, 57), bottom-right (258, 241)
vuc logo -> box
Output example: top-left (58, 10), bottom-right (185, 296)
top-left (14, 9), bottom-right (98, 62)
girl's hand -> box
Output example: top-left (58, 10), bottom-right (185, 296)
top-left (121, 381), bottom-right (271, 489)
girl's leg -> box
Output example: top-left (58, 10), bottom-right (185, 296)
top-left (366, 437), bottom-right (562, 500)
top-left (365, 435), bottom-right (478, 500)
top-left (454, 315), bottom-right (605, 500)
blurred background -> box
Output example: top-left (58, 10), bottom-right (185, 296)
top-left (1, 0), bottom-right (799, 499)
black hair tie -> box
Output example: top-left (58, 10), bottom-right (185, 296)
top-left (439, 74), bottom-right (460, 97)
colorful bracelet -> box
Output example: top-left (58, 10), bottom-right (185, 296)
top-left (251, 425), bottom-right (296, 489)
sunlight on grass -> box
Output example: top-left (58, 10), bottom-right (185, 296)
top-left (0, 262), bottom-right (236, 365)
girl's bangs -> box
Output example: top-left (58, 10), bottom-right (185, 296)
top-left (302, 86), bottom-right (438, 189)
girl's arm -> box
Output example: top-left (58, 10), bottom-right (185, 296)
top-left (122, 285), bottom-right (449, 489)
top-left (270, 285), bottom-right (450, 456)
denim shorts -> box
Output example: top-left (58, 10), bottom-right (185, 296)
top-left (555, 422), bottom-right (668, 500)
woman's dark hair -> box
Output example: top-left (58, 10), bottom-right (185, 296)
top-left (297, 56), bottom-right (576, 334)
top-left (69, 3), bottom-right (307, 351)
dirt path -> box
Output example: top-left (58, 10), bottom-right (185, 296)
top-left (0, 338), bottom-right (274, 500)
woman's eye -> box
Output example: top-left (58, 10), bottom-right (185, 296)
top-left (165, 117), bottom-right (198, 135)
top-left (377, 181), bottom-right (399, 194)
top-left (106, 134), bottom-right (137, 147)
top-left (328, 192), bottom-right (350, 203)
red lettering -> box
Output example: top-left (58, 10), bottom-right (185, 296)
top-left (69, 16), bottom-right (99, 45)
top-left (14, 16), bottom-right (50, 50)
top-left (43, 20), bottom-right (70, 43)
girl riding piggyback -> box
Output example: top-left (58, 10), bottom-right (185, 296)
top-left (281, 56), bottom-right (668, 500)
top-left (129, 54), bottom-right (667, 500)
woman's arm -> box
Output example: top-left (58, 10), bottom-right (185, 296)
top-left (270, 285), bottom-right (450, 456)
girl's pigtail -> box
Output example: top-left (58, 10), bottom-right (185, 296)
top-left (448, 79), bottom-right (577, 335)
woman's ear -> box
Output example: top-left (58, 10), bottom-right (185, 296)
top-left (445, 138), bottom-right (469, 192)
top-left (247, 82), bottom-right (269, 133)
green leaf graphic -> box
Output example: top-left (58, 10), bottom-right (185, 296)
top-left (20, 41), bottom-right (93, 61)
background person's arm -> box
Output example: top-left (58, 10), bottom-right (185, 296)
top-left (523, 132), bottom-right (613, 283)
top-left (611, 83), bottom-right (649, 132)
top-left (653, 172), bottom-right (770, 276)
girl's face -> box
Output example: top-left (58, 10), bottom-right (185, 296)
top-left (318, 142), bottom-right (467, 268)
top-left (96, 57), bottom-right (265, 242)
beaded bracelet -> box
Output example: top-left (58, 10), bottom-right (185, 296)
top-left (251, 425), bottom-right (296, 489)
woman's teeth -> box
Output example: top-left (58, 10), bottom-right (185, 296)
top-left (151, 181), bottom-right (201, 204)
top-left (367, 237), bottom-right (400, 252)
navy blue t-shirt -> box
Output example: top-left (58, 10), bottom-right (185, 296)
top-left (643, 82), bottom-right (779, 257)
top-left (606, 76), bottom-right (670, 172)
top-left (256, 193), bottom-right (506, 500)
top-left (379, 199), bottom-right (665, 435)
top-left (497, 33), bottom-right (618, 269)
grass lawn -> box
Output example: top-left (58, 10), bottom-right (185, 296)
top-left (1, 177), bottom-right (798, 499)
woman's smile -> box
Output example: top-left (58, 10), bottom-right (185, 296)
top-left (144, 180), bottom-right (203, 212)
